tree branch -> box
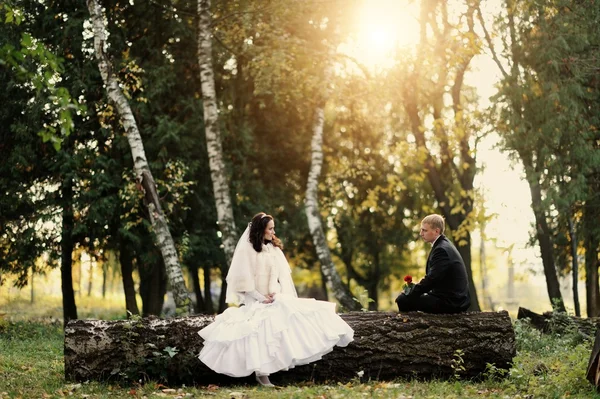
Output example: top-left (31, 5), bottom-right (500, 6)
top-left (475, 4), bottom-right (509, 79)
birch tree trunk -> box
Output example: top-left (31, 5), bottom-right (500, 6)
top-left (86, 0), bottom-right (192, 315)
top-left (305, 105), bottom-right (360, 311)
top-left (197, 0), bottom-right (237, 267)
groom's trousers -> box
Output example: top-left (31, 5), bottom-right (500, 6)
top-left (395, 292), bottom-right (467, 314)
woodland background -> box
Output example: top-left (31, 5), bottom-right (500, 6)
top-left (1, 0), bottom-right (599, 322)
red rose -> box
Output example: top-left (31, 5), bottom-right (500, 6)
top-left (404, 275), bottom-right (412, 284)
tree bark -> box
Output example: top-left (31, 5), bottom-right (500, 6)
top-left (139, 257), bottom-right (167, 317)
top-left (30, 268), bottom-right (34, 304)
top-left (196, 0), bottom-right (237, 268)
top-left (480, 222), bottom-right (489, 309)
top-left (61, 175), bottom-right (77, 325)
top-left (305, 105), bottom-right (360, 311)
top-left (203, 264), bottom-right (214, 314)
top-left (524, 163), bottom-right (565, 311)
top-left (568, 215), bottom-right (581, 317)
top-left (584, 201), bottom-right (600, 317)
top-left (456, 233), bottom-right (480, 311)
top-left (190, 265), bottom-right (205, 314)
top-left (119, 240), bottom-right (139, 316)
top-left (586, 233), bottom-right (600, 317)
top-left (586, 327), bottom-right (600, 391)
top-left (87, 256), bottom-right (93, 297)
top-left (86, 0), bottom-right (192, 315)
top-left (102, 260), bottom-right (108, 299)
top-left (218, 263), bottom-right (227, 313)
top-left (64, 311), bottom-right (515, 384)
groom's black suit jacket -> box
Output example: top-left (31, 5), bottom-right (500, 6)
top-left (407, 235), bottom-right (471, 311)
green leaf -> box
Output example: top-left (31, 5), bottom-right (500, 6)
top-left (163, 346), bottom-right (178, 358)
top-left (20, 33), bottom-right (32, 48)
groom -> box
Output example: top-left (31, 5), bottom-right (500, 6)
top-left (395, 214), bottom-right (471, 314)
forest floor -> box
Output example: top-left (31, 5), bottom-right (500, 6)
top-left (1, 296), bottom-right (600, 399)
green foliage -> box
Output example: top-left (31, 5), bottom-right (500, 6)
top-left (490, 0), bottom-right (600, 310)
top-left (505, 319), bottom-right (594, 397)
top-left (1, 0), bottom-right (597, 319)
top-left (450, 349), bottom-right (466, 380)
top-left (0, 3), bottom-right (84, 149)
top-left (482, 362), bottom-right (509, 381)
top-left (353, 289), bottom-right (375, 312)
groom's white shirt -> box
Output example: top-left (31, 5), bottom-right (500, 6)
top-left (431, 234), bottom-right (442, 246)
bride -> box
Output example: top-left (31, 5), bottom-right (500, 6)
top-left (198, 212), bottom-right (354, 387)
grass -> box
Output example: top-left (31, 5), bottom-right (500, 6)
top-left (1, 292), bottom-right (137, 321)
top-left (1, 316), bottom-right (600, 399)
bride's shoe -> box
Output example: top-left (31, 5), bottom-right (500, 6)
top-left (255, 374), bottom-right (275, 387)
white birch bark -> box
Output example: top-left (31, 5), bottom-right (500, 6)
top-left (86, 0), bottom-right (192, 315)
top-left (305, 104), bottom-right (360, 311)
top-left (197, 0), bottom-right (237, 266)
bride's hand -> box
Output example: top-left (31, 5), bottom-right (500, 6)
top-left (263, 294), bottom-right (275, 304)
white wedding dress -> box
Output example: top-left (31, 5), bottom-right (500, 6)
top-left (198, 239), bottom-right (354, 377)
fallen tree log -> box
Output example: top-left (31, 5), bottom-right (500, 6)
top-left (65, 311), bottom-right (515, 385)
top-left (517, 307), bottom-right (598, 338)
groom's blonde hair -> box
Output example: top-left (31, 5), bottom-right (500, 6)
top-left (422, 214), bottom-right (445, 234)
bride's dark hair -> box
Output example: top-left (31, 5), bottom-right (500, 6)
top-left (249, 212), bottom-right (283, 252)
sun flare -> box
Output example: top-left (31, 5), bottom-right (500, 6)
top-left (340, 0), bottom-right (421, 71)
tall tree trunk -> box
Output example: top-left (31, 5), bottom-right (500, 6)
top-left (61, 176), bottom-right (78, 324)
top-left (479, 0), bottom-right (564, 312)
top-left (320, 268), bottom-right (329, 300)
top-left (196, 0), bottom-right (237, 269)
top-left (305, 105), bottom-right (360, 311)
top-left (119, 239), bottom-right (139, 316)
top-left (77, 252), bottom-right (82, 298)
top-left (218, 263), bottom-right (227, 313)
top-left (457, 233), bottom-right (479, 311)
top-left (403, 2), bottom-right (481, 311)
top-left (102, 260), bottom-right (108, 299)
top-left (585, 238), bottom-right (600, 317)
top-left (568, 215), bottom-right (581, 316)
top-left (585, 201), bottom-right (600, 317)
top-left (203, 265), bottom-right (214, 314)
top-left (405, 100), bottom-right (481, 311)
top-left (30, 268), bottom-right (34, 304)
top-left (480, 223), bottom-right (488, 309)
top-left (190, 265), bottom-right (205, 313)
top-left (367, 281), bottom-right (378, 311)
top-left (367, 255), bottom-right (380, 311)
top-left (87, 256), bottom-right (93, 297)
top-left (86, 0), bottom-right (192, 315)
top-left (507, 257), bottom-right (515, 302)
top-left (525, 164), bottom-right (565, 311)
top-left (139, 257), bottom-right (167, 317)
